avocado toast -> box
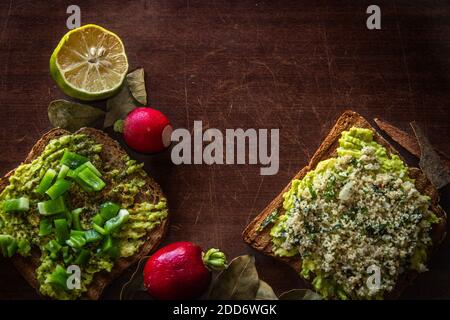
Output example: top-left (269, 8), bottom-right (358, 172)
top-left (242, 111), bottom-right (447, 299)
top-left (0, 128), bottom-right (169, 299)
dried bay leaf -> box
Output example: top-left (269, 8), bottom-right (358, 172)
top-left (374, 118), bottom-right (421, 158)
top-left (119, 256), bottom-right (150, 300)
top-left (278, 289), bottom-right (322, 300)
top-left (103, 68), bottom-right (147, 128)
top-left (208, 255), bottom-right (259, 300)
top-left (411, 122), bottom-right (450, 189)
top-left (375, 118), bottom-right (450, 169)
top-left (104, 83), bottom-right (139, 128)
top-left (255, 280), bottom-right (278, 300)
top-left (48, 99), bottom-right (105, 132)
top-left (126, 68), bottom-right (147, 105)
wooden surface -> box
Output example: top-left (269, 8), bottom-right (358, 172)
top-left (0, 0), bottom-right (449, 299)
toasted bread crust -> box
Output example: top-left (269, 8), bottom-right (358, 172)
top-left (0, 128), bottom-right (168, 300)
top-left (242, 110), bottom-right (447, 299)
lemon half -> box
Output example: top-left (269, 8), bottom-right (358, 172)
top-left (50, 24), bottom-right (129, 101)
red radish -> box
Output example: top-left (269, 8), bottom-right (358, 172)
top-left (143, 242), bottom-right (227, 300)
top-left (117, 107), bottom-right (172, 153)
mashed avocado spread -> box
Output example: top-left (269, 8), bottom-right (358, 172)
top-left (269, 127), bottom-right (438, 299)
top-left (0, 133), bottom-right (168, 299)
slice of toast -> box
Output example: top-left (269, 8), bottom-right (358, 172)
top-left (242, 110), bottom-right (447, 299)
top-left (0, 127), bottom-right (169, 300)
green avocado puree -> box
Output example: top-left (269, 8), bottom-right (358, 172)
top-left (269, 127), bottom-right (438, 299)
top-left (0, 133), bottom-right (168, 299)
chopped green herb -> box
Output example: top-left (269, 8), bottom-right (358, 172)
top-left (258, 209), bottom-right (279, 232)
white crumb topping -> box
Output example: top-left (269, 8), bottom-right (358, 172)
top-left (277, 146), bottom-right (433, 299)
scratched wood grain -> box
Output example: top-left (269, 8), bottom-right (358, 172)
top-left (0, 0), bottom-right (449, 299)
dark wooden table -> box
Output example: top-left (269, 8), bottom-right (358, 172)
top-left (0, 0), bottom-right (449, 299)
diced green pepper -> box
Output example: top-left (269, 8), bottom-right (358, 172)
top-left (46, 179), bottom-right (71, 200)
top-left (35, 169), bottom-right (57, 194)
top-left (101, 235), bottom-right (119, 258)
top-left (60, 151), bottom-right (88, 169)
top-left (99, 202), bottom-right (120, 220)
top-left (64, 211), bottom-right (73, 228)
top-left (71, 208), bottom-right (83, 231)
top-left (0, 235), bottom-right (17, 257)
top-left (3, 197), bottom-right (29, 212)
top-left (73, 176), bottom-right (95, 192)
top-left (84, 229), bottom-right (102, 243)
top-left (66, 234), bottom-right (86, 249)
top-left (77, 167), bottom-right (105, 191)
top-left (45, 265), bottom-right (68, 290)
top-left (92, 214), bottom-right (104, 226)
top-left (70, 230), bottom-right (85, 237)
top-left (61, 246), bottom-right (73, 265)
top-left (61, 246), bottom-right (69, 255)
top-left (104, 209), bottom-right (129, 234)
top-left (39, 219), bottom-right (53, 236)
top-left (92, 223), bottom-right (106, 235)
top-left (45, 239), bottom-right (62, 260)
top-left (74, 248), bottom-right (90, 266)
top-left (52, 211), bottom-right (73, 229)
top-left (74, 161), bottom-right (102, 177)
top-left (45, 239), bottom-right (62, 252)
top-left (66, 169), bottom-right (77, 179)
top-left (101, 235), bottom-right (113, 252)
top-left (57, 164), bottom-right (70, 180)
top-left (54, 219), bottom-right (69, 244)
top-left (38, 197), bottom-right (66, 215)
top-left (84, 161), bottom-right (102, 177)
